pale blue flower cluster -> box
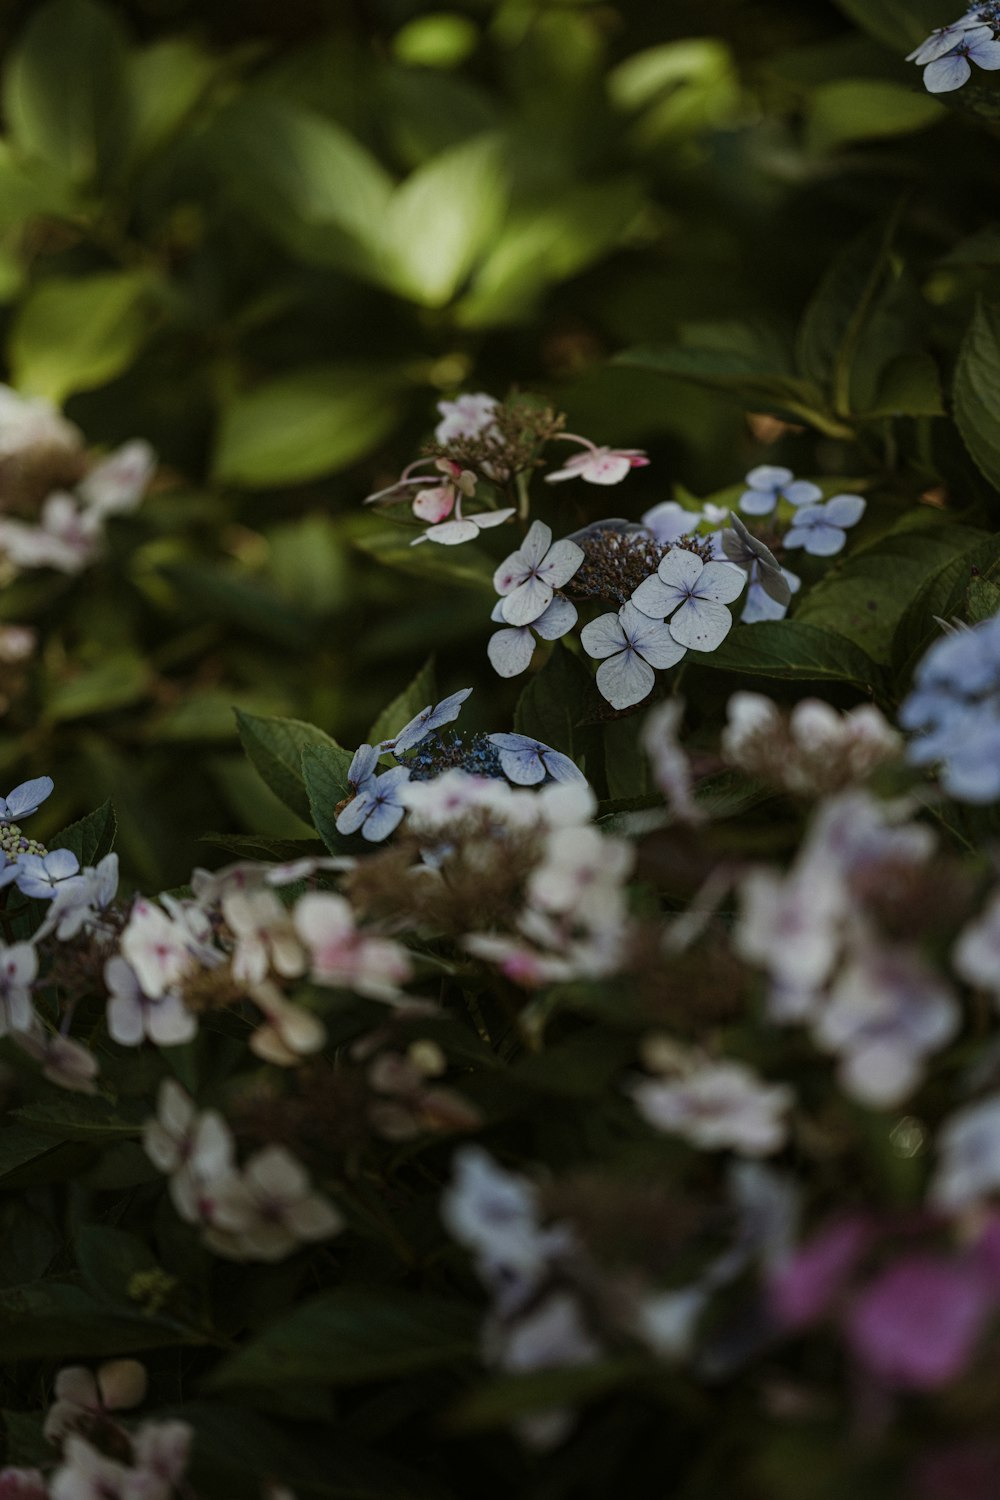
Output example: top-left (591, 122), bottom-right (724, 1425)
top-left (908, 6), bottom-right (1000, 93)
top-left (335, 691), bottom-right (586, 843)
top-left (0, 777), bottom-right (83, 901)
top-left (899, 614), bottom-right (1000, 802)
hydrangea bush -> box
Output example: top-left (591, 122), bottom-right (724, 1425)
top-left (7, 1), bottom-right (1000, 1498)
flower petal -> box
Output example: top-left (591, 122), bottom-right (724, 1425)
top-left (782, 480), bottom-right (823, 507)
top-left (923, 53), bottom-right (972, 92)
top-left (537, 537), bottom-right (584, 589)
top-left (596, 650), bottom-right (655, 710)
top-left (632, 617), bottom-right (689, 669)
top-left (533, 595), bottom-right (577, 640)
top-left (418, 519), bottom-right (480, 545)
top-left (696, 561), bottom-right (746, 605)
top-left (580, 612), bottom-right (626, 660)
top-left (502, 575), bottom-right (554, 627)
top-left (746, 465), bottom-right (793, 490)
top-left (824, 493), bottom-right (866, 528)
top-left (738, 488), bottom-right (778, 516)
top-left (669, 596), bottom-right (734, 652)
top-left (412, 485), bottom-right (454, 523)
top-left (656, 547), bottom-right (704, 591)
top-left (630, 572), bottom-right (676, 619)
top-left (487, 626), bottom-right (535, 677)
top-left (362, 798), bottom-right (406, 842)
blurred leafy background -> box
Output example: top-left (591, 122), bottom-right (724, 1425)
top-left (0, 0), bottom-right (992, 886)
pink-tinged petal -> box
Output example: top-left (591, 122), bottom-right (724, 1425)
top-left (847, 1257), bottom-right (990, 1388)
top-left (824, 493), bottom-right (866, 528)
top-left (669, 596), bottom-right (734, 652)
top-left (502, 575), bottom-right (553, 627)
top-left (630, 573), bottom-right (676, 619)
top-left (412, 485), bottom-right (455, 523)
top-left (536, 537), bottom-right (584, 588)
top-left (580, 612), bottom-right (626, 660)
top-left (487, 627), bottom-right (535, 678)
top-left (596, 650), bottom-right (655, 710)
top-left (472, 508), bottom-right (516, 531)
top-left (533, 596), bottom-right (577, 640)
top-left (923, 53), bottom-right (972, 92)
top-left (769, 1217), bottom-right (873, 1328)
top-left (581, 453), bottom-right (632, 485)
top-left (418, 519), bottom-right (480, 546)
top-left (697, 561), bottom-right (746, 605)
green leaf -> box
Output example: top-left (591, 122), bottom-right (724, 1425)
top-left (13, 1096), bottom-right (146, 1142)
top-left (514, 645), bottom-right (593, 758)
top-left (352, 528), bottom-right (497, 592)
top-left (381, 133), bottom-right (508, 307)
top-left (10, 271), bottom-right (159, 402)
top-left (968, 576), bottom-right (1000, 624)
top-left (954, 293), bottom-right (1000, 493)
top-left (366, 657), bottom-right (436, 748)
top-left (301, 743), bottom-right (357, 854)
top-left (159, 562), bottom-right (319, 651)
top-left (892, 534), bottom-right (1000, 680)
top-left (830, 0), bottom-right (951, 52)
top-left (0, 1126), bottom-right (65, 1183)
top-left (2, 0), bottom-right (132, 185)
top-left (458, 178), bottom-right (644, 327)
top-left (235, 711), bottom-right (340, 824)
top-left (125, 37), bottom-right (221, 165)
top-left (703, 620), bottom-right (884, 692)
top-left (200, 833), bottom-right (326, 862)
top-left (50, 799), bottom-right (116, 865)
top-left (199, 95), bottom-right (394, 275)
top-left (795, 520), bottom-right (990, 663)
top-left (795, 214), bottom-right (905, 419)
top-left (75, 1225), bottom-right (158, 1304)
top-left (213, 365), bottom-right (405, 487)
top-left (43, 652), bottom-right (151, 721)
top-left (448, 1359), bottom-right (643, 1432)
top-left (806, 80), bottom-right (942, 154)
top-left (615, 324), bottom-right (840, 433)
top-left (205, 1287), bottom-right (476, 1392)
top-left (0, 1281), bottom-right (203, 1357)
top-left (863, 351), bottom-right (944, 418)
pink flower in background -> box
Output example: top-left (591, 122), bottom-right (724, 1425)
top-left (546, 435), bottom-right (649, 486)
top-left (846, 1255), bottom-right (991, 1389)
top-left (770, 1216), bottom-right (874, 1329)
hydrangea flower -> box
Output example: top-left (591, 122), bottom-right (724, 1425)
top-left (487, 733), bottom-right (586, 786)
top-left (721, 514), bottom-right (791, 612)
top-left (364, 456), bottom-right (514, 546)
top-left (0, 942), bottom-right (36, 1034)
top-left (930, 1095), bottom-right (1000, 1210)
top-left (77, 439), bottom-right (155, 517)
top-left (44, 1360), bottom-right (147, 1443)
top-left (390, 687), bottom-right (473, 754)
top-left (493, 522), bottom-right (584, 628)
top-left (631, 546), bottom-right (745, 651)
top-left (580, 601), bottom-right (687, 709)
top-left (783, 494), bottom-right (865, 556)
top-left (222, 887), bottom-right (305, 983)
top-left (335, 764), bottom-right (411, 842)
top-left (0, 776), bottom-right (53, 822)
top-left (9, 847), bottom-right (80, 898)
top-left (37, 853), bottom-right (119, 941)
top-left (908, 14), bottom-right (994, 66)
top-left (293, 891), bottom-right (412, 1000)
top-left (434, 392), bottom-right (499, 443)
top-left (545, 435), bottom-right (649, 486)
top-left (208, 1145), bottom-right (343, 1262)
top-left (487, 595), bottom-right (577, 678)
top-left (900, 614), bottom-right (1000, 802)
top-left (0, 492), bottom-right (103, 574)
top-left (104, 954), bottom-right (197, 1048)
top-left (630, 1053), bottom-right (792, 1156)
top-left (0, 382), bottom-right (81, 458)
top-left (914, 22), bottom-right (1000, 92)
top-left (738, 466), bottom-right (821, 517)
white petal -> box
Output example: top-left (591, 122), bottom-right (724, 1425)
top-left (696, 561), bottom-right (746, 605)
top-left (581, 453), bottom-right (632, 484)
top-left (632, 618), bottom-right (688, 670)
top-left (519, 520), bottom-right (552, 567)
top-left (488, 627), bottom-right (535, 677)
top-left (502, 575), bottom-right (554, 626)
top-left (596, 650), bottom-right (655, 709)
top-left (580, 612), bottom-right (626, 660)
top-left (537, 537), bottom-right (584, 589)
top-left (630, 573), bottom-right (675, 619)
top-left (656, 547), bottom-right (703, 590)
top-left (534, 595), bottom-right (577, 639)
top-left (472, 508), bottom-right (516, 531)
top-left (923, 53), bottom-right (972, 92)
top-left (419, 519), bottom-right (480, 545)
top-left (669, 597), bottom-right (734, 652)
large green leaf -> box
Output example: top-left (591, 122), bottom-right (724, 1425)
top-left (10, 271), bottom-right (160, 401)
top-left (0, 1281), bottom-right (205, 1357)
top-left (702, 620), bottom-right (884, 692)
top-left (380, 133), bottom-right (508, 307)
top-left (954, 293), bottom-right (1000, 493)
top-left (51, 798), bottom-right (117, 865)
top-left (235, 711), bottom-right (340, 824)
top-left (205, 1287), bottom-right (476, 1392)
top-left (794, 520), bottom-right (989, 662)
top-left (213, 366), bottom-right (405, 487)
top-left (301, 743), bottom-right (357, 854)
top-left (806, 79), bottom-right (942, 154)
top-left (1, 0), bottom-right (132, 185)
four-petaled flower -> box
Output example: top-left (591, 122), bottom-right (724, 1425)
top-left (335, 763), bottom-right (411, 842)
top-left (581, 602), bottom-right (687, 709)
top-left (917, 23), bottom-right (1000, 92)
top-left (487, 733), bottom-right (587, 786)
top-left (783, 494), bottom-right (865, 556)
top-left (493, 521), bottom-right (584, 627)
top-left (390, 687), bottom-right (473, 753)
top-left (738, 466), bottom-right (821, 516)
top-left (487, 595), bottom-right (577, 678)
top-left (631, 546), bottom-right (744, 651)
top-left (545, 436), bottom-right (649, 486)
